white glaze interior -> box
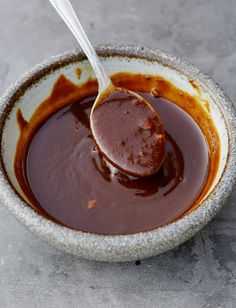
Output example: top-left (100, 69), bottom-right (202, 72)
top-left (2, 56), bottom-right (228, 205)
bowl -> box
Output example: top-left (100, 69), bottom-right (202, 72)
top-left (0, 44), bottom-right (236, 262)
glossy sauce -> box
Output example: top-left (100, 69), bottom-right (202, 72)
top-left (14, 73), bottom-right (220, 235)
top-left (91, 87), bottom-right (165, 177)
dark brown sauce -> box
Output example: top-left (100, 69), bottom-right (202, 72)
top-left (14, 72), bottom-right (220, 235)
top-left (91, 87), bottom-right (165, 177)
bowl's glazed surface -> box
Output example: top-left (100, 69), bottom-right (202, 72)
top-left (0, 45), bottom-right (236, 262)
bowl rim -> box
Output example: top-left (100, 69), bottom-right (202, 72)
top-left (0, 44), bottom-right (236, 261)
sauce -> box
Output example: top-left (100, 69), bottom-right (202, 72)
top-left (91, 87), bottom-right (165, 177)
top-left (14, 72), bottom-right (220, 235)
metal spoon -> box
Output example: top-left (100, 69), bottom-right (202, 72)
top-left (49, 0), bottom-right (165, 177)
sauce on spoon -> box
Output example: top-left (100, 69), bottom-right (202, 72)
top-left (91, 87), bottom-right (165, 177)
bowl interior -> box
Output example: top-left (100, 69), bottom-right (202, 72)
top-left (1, 54), bottom-right (229, 215)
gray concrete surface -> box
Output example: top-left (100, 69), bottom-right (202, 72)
top-left (1, 0), bottom-right (236, 307)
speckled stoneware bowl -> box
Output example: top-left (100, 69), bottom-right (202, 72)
top-left (0, 45), bottom-right (236, 262)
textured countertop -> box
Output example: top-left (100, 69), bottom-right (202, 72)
top-left (1, 0), bottom-right (236, 307)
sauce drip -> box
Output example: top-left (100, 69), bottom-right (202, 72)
top-left (14, 72), bottom-right (220, 235)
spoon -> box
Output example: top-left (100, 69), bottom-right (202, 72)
top-left (49, 0), bottom-right (166, 177)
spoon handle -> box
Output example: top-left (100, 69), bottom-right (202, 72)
top-left (49, 0), bottom-right (111, 92)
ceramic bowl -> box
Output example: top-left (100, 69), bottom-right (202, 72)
top-left (0, 45), bottom-right (236, 262)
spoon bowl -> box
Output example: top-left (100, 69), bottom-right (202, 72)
top-left (49, 0), bottom-right (166, 177)
top-left (91, 85), bottom-right (166, 177)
